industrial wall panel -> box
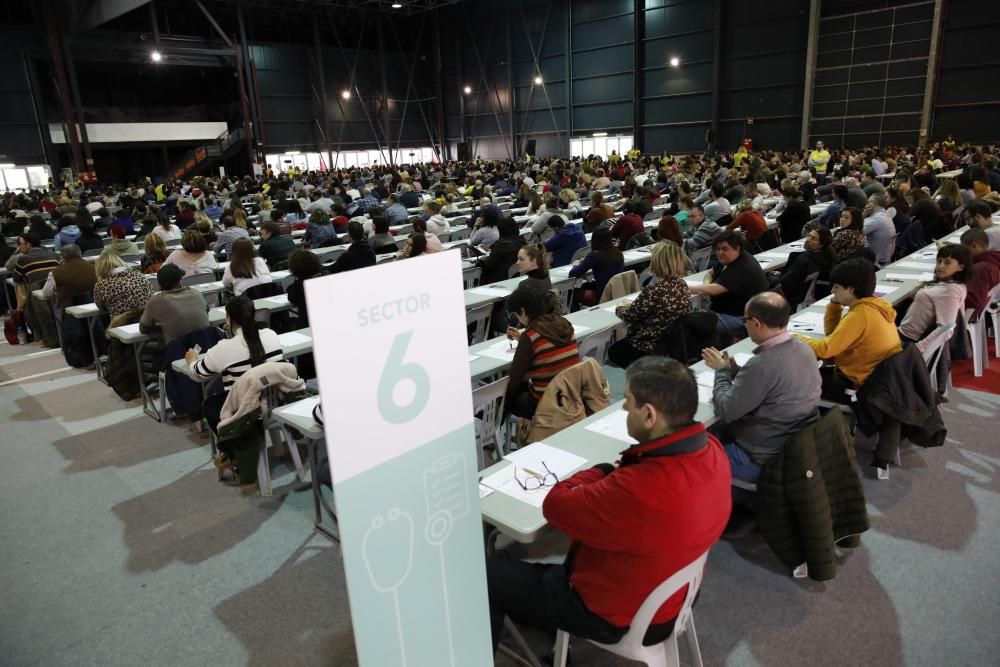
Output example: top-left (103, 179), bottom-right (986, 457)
top-left (934, 108), bottom-right (1000, 143)
top-left (723, 19), bottom-right (807, 58)
top-left (644, 62), bottom-right (713, 97)
top-left (885, 77), bottom-right (926, 99)
top-left (721, 57), bottom-right (803, 92)
top-left (813, 101), bottom-right (847, 119)
top-left (513, 58), bottom-right (567, 85)
top-left (643, 2), bottom-right (713, 39)
top-left (573, 0), bottom-right (632, 23)
top-left (721, 118), bottom-right (801, 151)
top-left (936, 65), bottom-right (1000, 105)
top-left (572, 14), bottom-right (633, 48)
top-left (644, 124), bottom-right (710, 153)
top-left (815, 68), bottom-right (851, 87)
top-left (573, 74), bottom-right (633, 106)
top-left (720, 87), bottom-right (800, 120)
top-left (519, 109), bottom-right (561, 134)
top-left (574, 102), bottom-right (633, 132)
top-left (940, 25), bottom-right (997, 63)
top-left (643, 32), bottom-right (713, 66)
top-left (515, 83), bottom-right (568, 111)
top-left (572, 45), bottom-right (633, 79)
top-left (0, 92), bottom-right (36, 123)
top-left (645, 94), bottom-right (712, 124)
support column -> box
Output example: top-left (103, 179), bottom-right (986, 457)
top-left (313, 21), bottom-right (331, 169)
top-left (433, 12), bottom-right (447, 161)
top-left (565, 0), bottom-right (573, 155)
top-left (237, 2), bottom-right (261, 162)
top-left (709, 0), bottom-right (722, 152)
top-left (377, 21), bottom-right (391, 165)
top-left (507, 18), bottom-right (516, 159)
top-left (633, 0), bottom-right (643, 151)
top-left (800, 0), bottom-right (821, 149)
top-left (61, 35), bottom-right (94, 172)
top-left (918, 0), bottom-right (944, 149)
top-left (44, 11), bottom-right (84, 176)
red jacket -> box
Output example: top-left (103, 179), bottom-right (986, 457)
top-left (543, 423), bottom-right (731, 628)
top-left (611, 213), bottom-right (645, 249)
top-left (967, 251), bottom-right (1000, 315)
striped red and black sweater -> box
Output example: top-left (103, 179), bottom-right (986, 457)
top-left (506, 313), bottom-right (580, 403)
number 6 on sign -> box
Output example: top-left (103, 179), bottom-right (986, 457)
top-left (378, 331), bottom-right (430, 424)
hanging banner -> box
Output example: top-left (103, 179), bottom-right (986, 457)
top-left (305, 251), bottom-right (492, 666)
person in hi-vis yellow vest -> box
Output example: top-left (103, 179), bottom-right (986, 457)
top-left (627, 146), bottom-right (640, 162)
top-left (808, 140), bottom-right (831, 184)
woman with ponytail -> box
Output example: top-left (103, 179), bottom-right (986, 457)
top-left (184, 295), bottom-right (283, 431)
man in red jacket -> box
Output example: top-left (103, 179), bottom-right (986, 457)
top-left (486, 356), bottom-right (732, 654)
top-left (961, 228), bottom-right (1000, 316)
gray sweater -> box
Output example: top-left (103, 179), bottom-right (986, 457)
top-left (712, 333), bottom-right (821, 460)
top-left (139, 287), bottom-right (209, 344)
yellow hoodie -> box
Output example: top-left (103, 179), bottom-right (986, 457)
top-left (799, 297), bottom-right (902, 387)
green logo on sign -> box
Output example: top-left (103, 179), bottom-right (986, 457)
top-left (378, 331), bottom-right (430, 423)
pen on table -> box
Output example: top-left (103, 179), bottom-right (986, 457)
top-left (520, 466), bottom-right (544, 479)
top-left (589, 305), bottom-right (601, 311)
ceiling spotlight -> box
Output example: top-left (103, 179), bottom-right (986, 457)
top-left (341, 90), bottom-right (351, 100)
top-left (593, 132), bottom-right (608, 137)
top-left (669, 56), bottom-right (680, 67)
top-left (533, 75), bottom-right (543, 85)
top-left (391, 2), bottom-right (402, 7)
top-left (463, 85), bottom-right (471, 94)
top-left (150, 50), bottom-right (162, 62)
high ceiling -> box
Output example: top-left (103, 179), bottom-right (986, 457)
top-left (212, 0), bottom-right (462, 15)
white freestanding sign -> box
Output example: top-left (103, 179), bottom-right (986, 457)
top-left (305, 251), bottom-right (492, 666)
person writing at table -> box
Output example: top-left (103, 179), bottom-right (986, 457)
top-left (688, 230), bottom-right (769, 339)
top-left (184, 296), bottom-right (283, 438)
top-left (502, 281), bottom-right (579, 420)
top-left (794, 258), bottom-right (902, 476)
top-left (486, 356), bottom-right (731, 655)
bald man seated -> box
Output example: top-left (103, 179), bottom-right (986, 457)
top-left (701, 292), bottom-right (822, 505)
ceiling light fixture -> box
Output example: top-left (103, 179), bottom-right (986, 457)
top-left (341, 90), bottom-right (351, 100)
top-left (669, 56), bottom-right (680, 67)
top-left (391, 2), bottom-right (403, 8)
top-left (533, 75), bottom-right (543, 85)
top-left (150, 50), bottom-right (162, 62)
top-left (593, 132), bottom-right (608, 137)
top-left (463, 85), bottom-right (471, 94)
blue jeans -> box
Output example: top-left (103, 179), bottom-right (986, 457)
top-left (724, 443), bottom-right (763, 506)
top-left (716, 312), bottom-right (747, 338)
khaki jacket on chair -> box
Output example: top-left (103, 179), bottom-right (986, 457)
top-left (527, 357), bottom-right (611, 443)
top-left (599, 270), bottom-right (639, 303)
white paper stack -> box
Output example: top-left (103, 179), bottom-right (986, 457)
top-left (584, 409), bottom-right (638, 445)
top-left (480, 443), bottom-right (588, 507)
top-left (787, 311), bottom-right (826, 333)
top-left (476, 338), bottom-right (520, 361)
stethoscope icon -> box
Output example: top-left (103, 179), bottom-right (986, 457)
top-left (362, 508), bottom-right (415, 666)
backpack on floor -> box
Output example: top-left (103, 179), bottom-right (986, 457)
top-left (5, 310), bottom-right (25, 345)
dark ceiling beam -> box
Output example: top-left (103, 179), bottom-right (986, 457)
top-left (194, 0), bottom-right (235, 50)
top-left (76, 0), bottom-right (151, 31)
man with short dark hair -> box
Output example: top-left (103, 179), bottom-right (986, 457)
top-left (960, 227), bottom-right (1000, 315)
top-left (257, 221), bottom-right (295, 270)
top-left (368, 216), bottom-right (397, 253)
top-left (964, 200), bottom-right (1000, 250)
top-left (689, 230), bottom-right (769, 337)
top-left (702, 292), bottom-right (821, 502)
top-left (862, 193), bottom-right (895, 265)
top-left (486, 356), bottom-right (731, 656)
top-left (383, 193), bottom-right (409, 226)
top-left (42, 244), bottom-right (96, 308)
top-left (7, 233), bottom-right (59, 286)
top-left (328, 220), bottom-right (376, 274)
top-left (214, 215), bottom-right (249, 257)
top-left (139, 263), bottom-right (209, 344)
top-left (681, 204), bottom-right (719, 254)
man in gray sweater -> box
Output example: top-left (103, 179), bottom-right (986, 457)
top-left (139, 264), bottom-right (209, 344)
top-left (701, 292), bottom-right (821, 504)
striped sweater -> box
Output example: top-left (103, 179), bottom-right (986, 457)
top-left (191, 327), bottom-right (284, 389)
top-left (505, 314), bottom-right (580, 404)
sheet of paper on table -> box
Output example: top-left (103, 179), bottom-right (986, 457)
top-left (572, 324), bottom-right (591, 336)
top-left (267, 293), bottom-right (289, 304)
top-left (788, 311), bottom-right (827, 333)
top-left (698, 384), bottom-right (712, 404)
top-left (479, 467), bottom-right (551, 507)
top-left (583, 409), bottom-right (638, 445)
top-left (117, 323), bottom-right (141, 335)
top-left (504, 443), bottom-right (587, 479)
top-left (894, 261), bottom-right (936, 270)
top-left (885, 272), bottom-right (933, 282)
top-left (734, 352), bottom-right (752, 366)
top-left (478, 484), bottom-right (494, 499)
top-left (279, 331), bottom-right (312, 347)
top-left (476, 338), bottom-right (520, 361)
top-left (468, 354), bottom-right (481, 363)
top-left (281, 396), bottom-right (320, 419)
top-left (696, 370), bottom-right (715, 387)
top-left (467, 286), bottom-right (513, 297)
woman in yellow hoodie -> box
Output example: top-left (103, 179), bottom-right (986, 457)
top-left (796, 258), bottom-right (902, 398)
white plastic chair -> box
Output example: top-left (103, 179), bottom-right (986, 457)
top-left (463, 266), bottom-right (482, 290)
top-left (797, 271), bottom-right (821, 312)
top-left (690, 246), bottom-right (713, 272)
top-left (984, 283), bottom-right (1000, 359)
top-left (465, 303), bottom-right (493, 345)
top-left (919, 321), bottom-right (956, 394)
top-left (553, 550), bottom-right (709, 667)
top-left (963, 307), bottom-right (989, 377)
top-left (570, 245), bottom-right (592, 264)
top-left (471, 376), bottom-right (510, 469)
top-left (451, 226), bottom-right (472, 241)
top-left (578, 326), bottom-right (616, 367)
